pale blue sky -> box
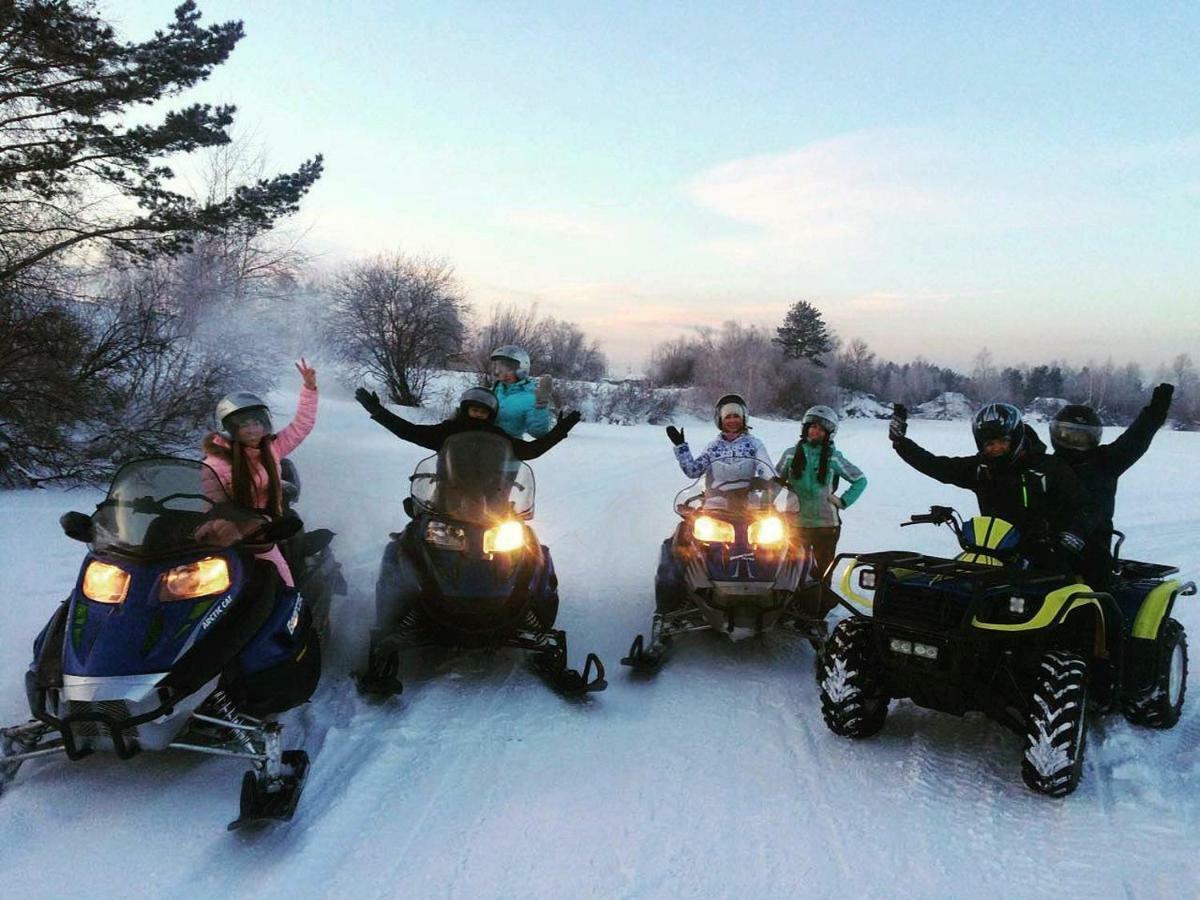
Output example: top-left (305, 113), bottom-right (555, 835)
top-left (106, 1), bottom-right (1198, 373)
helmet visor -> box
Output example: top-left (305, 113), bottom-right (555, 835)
top-left (223, 407), bottom-right (271, 435)
top-left (1050, 420), bottom-right (1101, 451)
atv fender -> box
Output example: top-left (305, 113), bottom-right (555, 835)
top-left (1131, 580), bottom-right (1187, 641)
top-left (971, 584), bottom-right (1109, 650)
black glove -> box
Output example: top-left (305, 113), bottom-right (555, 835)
top-left (355, 387), bottom-right (383, 414)
top-left (1056, 532), bottom-right (1086, 556)
top-left (555, 409), bottom-right (582, 433)
top-left (1150, 383), bottom-right (1174, 416)
top-left (666, 425), bottom-right (685, 446)
top-left (889, 404), bottom-right (908, 444)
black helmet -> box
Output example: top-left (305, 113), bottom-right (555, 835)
top-left (1050, 404), bottom-right (1102, 453)
top-left (458, 386), bottom-right (499, 422)
top-left (714, 393), bottom-right (749, 430)
top-left (972, 403), bottom-right (1025, 458)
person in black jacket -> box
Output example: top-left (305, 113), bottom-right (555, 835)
top-left (355, 386), bottom-right (580, 457)
top-left (889, 402), bottom-right (1099, 573)
top-left (1049, 383), bottom-right (1174, 584)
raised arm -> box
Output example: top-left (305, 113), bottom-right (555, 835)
top-left (273, 360), bottom-right (319, 458)
top-left (514, 411), bottom-right (581, 460)
top-left (355, 388), bottom-right (445, 451)
top-left (1106, 383), bottom-right (1172, 475)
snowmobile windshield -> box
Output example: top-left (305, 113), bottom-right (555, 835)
top-left (91, 458), bottom-right (262, 557)
top-left (410, 431), bottom-right (536, 524)
top-left (674, 457), bottom-right (795, 517)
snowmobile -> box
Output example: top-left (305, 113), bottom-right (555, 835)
top-left (355, 431), bottom-right (606, 698)
top-left (817, 505), bottom-right (1194, 797)
top-left (0, 457), bottom-right (345, 829)
top-left (621, 457), bottom-right (822, 672)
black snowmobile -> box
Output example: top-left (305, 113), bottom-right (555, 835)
top-left (622, 456), bottom-right (821, 672)
top-left (0, 457), bottom-right (345, 829)
top-left (355, 431), bottom-right (606, 697)
top-left (817, 505), bottom-right (1193, 797)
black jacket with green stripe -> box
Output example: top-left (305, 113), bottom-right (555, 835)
top-left (892, 425), bottom-right (1099, 559)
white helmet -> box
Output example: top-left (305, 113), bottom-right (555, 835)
top-left (215, 391), bottom-right (272, 434)
top-left (490, 345), bottom-right (531, 379)
top-left (801, 405), bottom-right (838, 438)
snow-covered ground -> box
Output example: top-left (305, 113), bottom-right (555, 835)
top-left (1, 379), bottom-right (1198, 899)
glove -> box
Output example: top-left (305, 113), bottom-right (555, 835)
top-left (888, 404), bottom-right (908, 444)
top-left (355, 387), bottom-right (383, 414)
top-left (1056, 532), bottom-right (1086, 556)
top-left (828, 495), bottom-right (846, 510)
top-left (666, 426), bottom-right (685, 446)
top-left (1150, 383), bottom-right (1174, 416)
top-left (535, 375), bottom-right (553, 408)
top-left (555, 409), bottom-right (582, 433)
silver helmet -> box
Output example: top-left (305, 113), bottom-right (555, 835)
top-left (458, 386), bottom-right (499, 421)
top-left (489, 345), bottom-right (531, 379)
top-left (215, 391), bottom-right (272, 434)
top-left (802, 404), bottom-right (838, 438)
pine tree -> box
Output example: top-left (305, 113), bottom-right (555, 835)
top-left (0, 1), bottom-right (323, 282)
top-left (774, 300), bottom-right (835, 366)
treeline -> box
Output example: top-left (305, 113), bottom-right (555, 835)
top-left (647, 303), bottom-right (1198, 427)
top-left (1, 3), bottom-right (609, 487)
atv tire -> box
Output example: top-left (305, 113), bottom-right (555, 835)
top-left (1123, 618), bottom-right (1188, 729)
top-left (817, 618), bottom-right (888, 738)
top-left (1022, 650), bottom-right (1089, 797)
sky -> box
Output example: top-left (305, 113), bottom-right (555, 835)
top-left (105, 1), bottom-right (1199, 374)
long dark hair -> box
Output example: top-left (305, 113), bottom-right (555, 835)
top-left (792, 427), bottom-right (832, 484)
top-left (228, 434), bottom-right (283, 516)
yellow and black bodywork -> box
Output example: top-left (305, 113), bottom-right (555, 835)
top-left (828, 512), bottom-right (1192, 732)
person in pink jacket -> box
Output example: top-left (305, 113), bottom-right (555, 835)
top-left (198, 359), bottom-right (319, 588)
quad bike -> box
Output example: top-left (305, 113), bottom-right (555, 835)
top-left (817, 505), bottom-right (1193, 797)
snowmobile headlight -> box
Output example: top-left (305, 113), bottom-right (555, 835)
top-left (483, 520), bottom-right (525, 554)
top-left (82, 561), bottom-right (131, 604)
top-left (425, 520), bottom-right (467, 551)
top-left (747, 515), bottom-right (785, 546)
top-left (693, 515), bottom-right (735, 543)
top-left (159, 556), bottom-right (231, 601)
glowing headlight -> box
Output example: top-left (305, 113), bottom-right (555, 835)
top-left (747, 515), bottom-right (785, 546)
top-left (160, 556), bottom-right (231, 601)
top-left (483, 520), bottom-right (525, 554)
top-left (425, 520), bottom-right (467, 551)
top-left (82, 561), bottom-right (131, 604)
top-left (692, 515), bottom-right (735, 543)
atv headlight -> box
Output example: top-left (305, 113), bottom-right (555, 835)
top-left (425, 520), bottom-right (467, 551)
top-left (747, 515), bottom-right (785, 546)
top-left (693, 515), bottom-right (735, 543)
top-left (160, 556), bottom-right (231, 601)
top-left (82, 561), bottom-right (131, 604)
top-left (483, 520), bottom-right (525, 554)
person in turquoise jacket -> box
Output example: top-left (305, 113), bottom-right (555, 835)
top-left (489, 344), bottom-right (552, 439)
top-left (775, 404), bottom-right (867, 615)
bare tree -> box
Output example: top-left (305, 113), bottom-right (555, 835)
top-left (324, 253), bottom-right (468, 405)
top-left (543, 318), bottom-right (607, 380)
top-left (835, 338), bottom-right (877, 393)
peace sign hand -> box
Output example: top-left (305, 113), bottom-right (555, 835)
top-left (295, 358), bottom-right (317, 390)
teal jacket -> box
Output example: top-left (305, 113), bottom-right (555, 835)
top-left (776, 440), bottom-right (867, 528)
top-left (492, 378), bottom-right (551, 439)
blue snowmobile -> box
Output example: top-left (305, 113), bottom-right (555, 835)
top-left (0, 457), bottom-right (344, 829)
top-left (622, 456), bottom-right (820, 672)
top-left (356, 431), bottom-right (606, 697)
